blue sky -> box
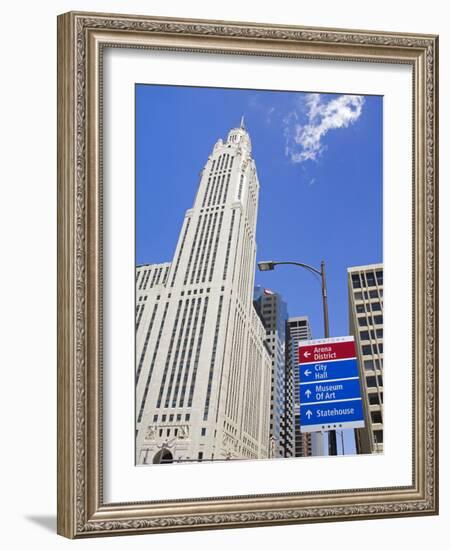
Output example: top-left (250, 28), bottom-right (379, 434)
top-left (136, 84), bottom-right (383, 341)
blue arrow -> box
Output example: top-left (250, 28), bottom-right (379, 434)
top-left (300, 378), bottom-right (362, 404)
top-left (299, 358), bottom-right (359, 382)
top-left (300, 399), bottom-right (364, 426)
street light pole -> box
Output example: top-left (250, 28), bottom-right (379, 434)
top-left (319, 261), bottom-right (337, 455)
top-left (320, 260), bottom-right (330, 339)
top-left (257, 259), bottom-right (337, 456)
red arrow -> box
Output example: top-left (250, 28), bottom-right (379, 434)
top-left (299, 340), bottom-right (356, 364)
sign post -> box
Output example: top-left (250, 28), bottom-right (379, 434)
top-left (298, 336), bottom-right (365, 434)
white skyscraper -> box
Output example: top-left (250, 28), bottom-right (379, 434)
top-left (136, 120), bottom-right (272, 464)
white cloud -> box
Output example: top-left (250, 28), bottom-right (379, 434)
top-left (284, 93), bottom-right (365, 163)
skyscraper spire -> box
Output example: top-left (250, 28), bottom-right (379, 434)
top-left (240, 115), bottom-right (245, 129)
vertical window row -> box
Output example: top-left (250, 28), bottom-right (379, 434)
top-left (163, 299), bottom-right (192, 408)
top-left (220, 172), bottom-right (231, 204)
top-left (208, 211), bottom-right (224, 282)
top-left (202, 175), bottom-right (213, 208)
top-left (187, 297), bottom-right (209, 407)
top-left (204, 155), bottom-right (221, 206)
top-left (142, 269), bottom-right (152, 290)
top-left (212, 173), bottom-right (225, 205)
top-left (149, 266), bottom-right (159, 288)
top-left (138, 268), bottom-right (148, 290)
top-left (242, 333), bottom-right (255, 436)
top-left (169, 298), bottom-right (197, 407)
top-left (178, 298), bottom-right (202, 407)
top-left (135, 302), bottom-right (159, 383)
top-left (207, 175), bottom-right (219, 207)
top-left (183, 215), bottom-right (203, 285)
top-left (170, 218), bottom-right (191, 286)
top-left (200, 212), bottom-right (219, 282)
top-left (225, 309), bottom-right (242, 421)
top-left (230, 215), bottom-right (243, 285)
top-left (136, 303), bottom-right (146, 330)
top-left (203, 295), bottom-right (224, 420)
top-left (155, 267), bottom-right (163, 286)
top-left (137, 269), bottom-right (145, 290)
top-left (232, 313), bottom-right (246, 422)
top-left (156, 300), bottom-right (183, 408)
top-left (238, 232), bottom-right (251, 302)
top-left (190, 213), bottom-right (211, 284)
top-left (137, 301), bottom-right (169, 423)
top-left (237, 174), bottom-right (244, 200)
top-left (208, 174), bottom-right (221, 207)
top-left (163, 264), bottom-right (170, 284)
top-left (222, 210), bottom-right (236, 280)
top-left (251, 339), bottom-right (261, 440)
top-left (201, 159), bottom-right (216, 207)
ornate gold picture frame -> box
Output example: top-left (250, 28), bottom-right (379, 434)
top-left (57, 11), bottom-right (438, 538)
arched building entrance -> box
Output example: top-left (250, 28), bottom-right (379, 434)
top-left (153, 449), bottom-right (174, 464)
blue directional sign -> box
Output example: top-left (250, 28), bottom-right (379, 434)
top-left (299, 358), bottom-right (359, 383)
top-left (300, 399), bottom-right (364, 430)
top-left (299, 337), bottom-right (365, 433)
top-left (300, 378), bottom-right (362, 404)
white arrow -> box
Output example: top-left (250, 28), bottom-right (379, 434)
top-left (304, 369), bottom-right (311, 377)
top-left (305, 389), bottom-right (312, 398)
top-left (303, 351), bottom-right (311, 358)
top-left (305, 410), bottom-right (313, 419)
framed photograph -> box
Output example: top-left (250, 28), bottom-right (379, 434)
top-left (57, 11), bottom-right (439, 538)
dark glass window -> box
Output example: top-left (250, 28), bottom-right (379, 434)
top-left (362, 345), bottom-right (373, 356)
top-left (371, 411), bottom-right (382, 424)
top-left (369, 393), bottom-right (380, 405)
top-left (374, 430), bottom-right (383, 443)
top-left (352, 274), bottom-right (361, 288)
top-left (366, 376), bottom-right (377, 388)
top-left (364, 360), bottom-right (375, 371)
top-left (366, 272), bottom-right (376, 287)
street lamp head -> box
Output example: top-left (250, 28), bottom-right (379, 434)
top-left (258, 261), bottom-right (275, 272)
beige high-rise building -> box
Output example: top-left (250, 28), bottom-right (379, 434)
top-left (135, 121), bottom-right (271, 464)
top-left (347, 264), bottom-right (384, 454)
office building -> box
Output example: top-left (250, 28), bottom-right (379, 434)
top-left (254, 286), bottom-right (295, 458)
top-left (347, 264), bottom-right (384, 454)
top-left (287, 316), bottom-right (320, 457)
top-left (135, 120), bottom-right (272, 464)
